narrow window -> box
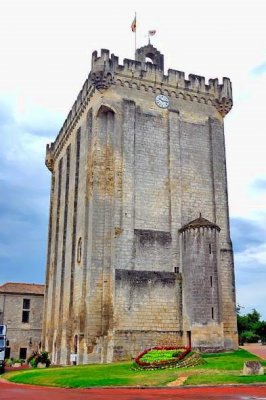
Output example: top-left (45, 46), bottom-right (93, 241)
top-left (22, 311), bottom-right (30, 323)
top-left (22, 298), bottom-right (30, 323)
top-left (174, 267), bottom-right (179, 273)
top-left (77, 237), bottom-right (82, 263)
top-left (23, 299), bottom-right (30, 309)
top-left (74, 335), bottom-right (78, 354)
top-left (212, 307), bottom-right (214, 319)
top-left (209, 244), bottom-right (212, 254)
top-left (210, 276), bottom-right (213, 287)
top-left (87, 109), bottom-right (93, 136)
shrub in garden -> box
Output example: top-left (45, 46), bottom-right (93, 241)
top-left (4, 358), bottom-right (14, 366)
top-left (134, 346), bottom-right (191, 369)
top-left (27, 351), bottom-right (51, 368)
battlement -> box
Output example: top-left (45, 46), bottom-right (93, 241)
top-left (46, 46), bottom-right (233, 165)
top-left (90, 48), bottom-right (232, 101)
top-left (45, 143), bottom-right (54, 171)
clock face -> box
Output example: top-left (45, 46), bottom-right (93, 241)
top-left (155, 94), bottom-right (169, 109)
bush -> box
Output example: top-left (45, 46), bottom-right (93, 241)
top-left (172, 350), bottom-right (182, 358)
top-left (240, 331), bottom-right (261, 343)
top-left (27, 351), bottom-right (51, 368)
top-left (39, 351), bottom-right (50, 365)
top-left (4, 358), bottom-right (14, 366)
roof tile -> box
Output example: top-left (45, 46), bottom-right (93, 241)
top-left (0, 282), bottom-right (45, 295)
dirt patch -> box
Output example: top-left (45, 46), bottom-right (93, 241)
top-left (167, 375), bottom-right (188, 386)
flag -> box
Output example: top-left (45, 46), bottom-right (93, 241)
top-left (148, 30), bottom-right (156, 36)
top-left (131, 16), bottom-right (136, 32)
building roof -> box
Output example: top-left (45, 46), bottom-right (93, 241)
top-left (179, 216), bottom-right (220, 233)
top-left (0, 282), bottom-right (45, 295)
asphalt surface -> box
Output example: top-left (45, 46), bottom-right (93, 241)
top-left (1, 380), bottom-right (266, 400)
top-left (241, 344), bottom-right (266, 360)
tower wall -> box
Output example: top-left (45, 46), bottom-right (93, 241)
top-left (113, 270), bottom-right (182, 360)
top-left (209, 118), bottom-right (238, 349)
top-left (135, 109), bottom-right (170, 232)
top-left (42, 46), bottom-right (237, 364)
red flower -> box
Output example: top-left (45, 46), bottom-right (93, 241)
top-left (135, 345), bottom-right (191, 367)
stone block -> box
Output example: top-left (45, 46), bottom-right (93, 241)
top-left (243, 361), bottom-right (264, 376)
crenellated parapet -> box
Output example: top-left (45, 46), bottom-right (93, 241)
top-left (45, 143), bottom-right (55, 171)
top-left (48, 46), bottom-right (233, 165)
top-left (89, 47), bottom-right (232, 117)
top-left (91, 49), bottom-right (118, 91)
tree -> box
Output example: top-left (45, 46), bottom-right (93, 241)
top-left (256, 321), bottom-right (266, 343)
top-left (247, 309), bottom-right (261, 325)
top-left (237, 307), bottom-right (266, 345)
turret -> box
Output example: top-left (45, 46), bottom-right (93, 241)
top-left (90, 49), bottom-right (117, 91)
top-left (179, 216), bottom-right (224, 351)
top-left (45, 143), bottom-right (54, 172)
top-left (135, 44), bottom-right (164, 71)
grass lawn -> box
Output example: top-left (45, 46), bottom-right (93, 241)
top-left (2, 349), bottom-right (266, 388)
top-left (184, 350), bottom-right (266, 385)
top-left (140, 349), bottom-right (182, 362)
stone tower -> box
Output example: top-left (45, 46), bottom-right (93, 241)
top-left (42, 44), bottom-right (238, 365)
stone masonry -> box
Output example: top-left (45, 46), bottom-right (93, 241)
top-left (0, 283), bottom-right (44, 360)
top-left (42, 44), bottom-right (238, 364)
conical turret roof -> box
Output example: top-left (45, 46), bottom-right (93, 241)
top-left (179, 216), bottom-right (220, 233)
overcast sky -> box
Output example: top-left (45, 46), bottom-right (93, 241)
top-left (0, 0), bottom-right (265, 319)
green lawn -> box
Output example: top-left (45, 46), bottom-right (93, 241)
top-left (184, 350), bottom-right (266, 385)
top-left (140, 349), bottom-right (182, 362)
top-left (3, 362), bottom-right (180, 387)
top-left (2, 349), bottom-right (266, 388)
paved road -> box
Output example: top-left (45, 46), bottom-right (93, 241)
top-left (1, 380), bottom-right (266, 400)
top-left (242, 344), bottom-right (266, 360)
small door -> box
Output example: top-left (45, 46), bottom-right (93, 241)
top-left (19, 347), bottom-right (27, 360)
top-left (5, 347), bottom-right (10, 359)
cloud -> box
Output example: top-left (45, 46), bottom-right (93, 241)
top-left (0, 97), bottom-right (58, 284)
top-left (236, 279), bottom-right (266, 319)
top-left (235, 243), bottom-right (266, 270)
top-left (251, 62), bottom-right (266, 76)
top-left (251, 178), bottom-right (266, 192)
top-left (231, 217), bottom-right (265, 253)
top-left (0, 100), bottom-right (13, 125)
top-left (232, 217), bottom-right (266, 319)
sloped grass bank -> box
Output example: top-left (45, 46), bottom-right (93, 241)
top-left (3, 362), bottom-right (179, 387)
top-left (3, 349), bottom-right (266, 388)
top-left (184, 350), bottom-right (266, 385)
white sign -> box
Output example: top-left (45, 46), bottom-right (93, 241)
top-left (70, 353), bottom-right (77, 362)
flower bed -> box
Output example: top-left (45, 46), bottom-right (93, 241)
top-left (134, 346), bottom-right (191, 370)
